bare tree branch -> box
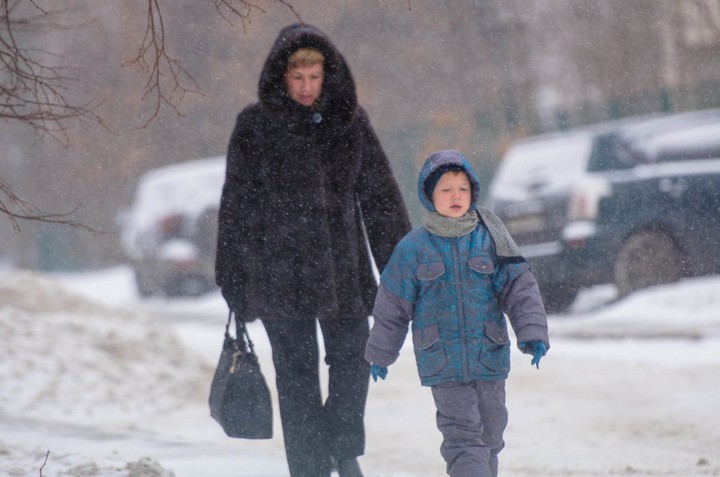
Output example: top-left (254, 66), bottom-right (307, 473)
top-left (122, 0), bottom-right (202, 128)
top-left (0, 0), bottom-right (300, 229)
top-left (0, 176), bottom-right (103, 233)
top-left (0, 0), bottom-right (107, 142)
top-left (1, 0), bottom-right (302, 134)
top-left (0, 1), bottom-right (110, 232)
top-left (121, 0), bottom-right (301, 127)
top-left (39, 450), bottom-right (49, 477)
top-left (213, 0), bottom-right (266, 30)
top-left (213, 0), bottom-right (301, 30)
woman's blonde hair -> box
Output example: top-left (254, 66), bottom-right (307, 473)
top-left (287, 48), bottom-right (324, 69)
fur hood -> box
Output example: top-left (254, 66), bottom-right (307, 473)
top-left (258, 23), bottom-right (357, 126)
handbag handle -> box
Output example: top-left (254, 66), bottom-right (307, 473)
top-left (224, 311), bottom-right (256, 355)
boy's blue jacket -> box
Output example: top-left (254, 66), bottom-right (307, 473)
top-left (365, 150), bottom-right (549, 386)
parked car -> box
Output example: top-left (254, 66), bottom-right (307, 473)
top-left (120, 156), bottom-right (225, 297)
top-left (486, 109), bottom-right (720, 312)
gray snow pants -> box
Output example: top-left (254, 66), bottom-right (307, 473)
top-left (431, 379), bottom-right (508, 477)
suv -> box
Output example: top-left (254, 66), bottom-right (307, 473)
top-left (486, 110), bottom-right (720, 312)
top-left (120, 156), bottom-right (225, 297)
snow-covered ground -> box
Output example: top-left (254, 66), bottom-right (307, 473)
top-left (1, 265), bottom-right (719, 476)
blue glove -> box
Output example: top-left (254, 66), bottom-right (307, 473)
top-left (370, 364), bottom-right (388, 382)
top-left (519, 341), bottom-right (547, 369)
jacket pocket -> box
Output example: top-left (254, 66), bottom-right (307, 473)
top-left (468, 255), bottom-right (494, 275)
top-left (478, 321), bottom-right (511, 373)
top-left (416, 262), bottom-right (445, 281)
top-left (413, 324), bottom-right (447, 377)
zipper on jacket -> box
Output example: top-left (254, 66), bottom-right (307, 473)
top-left (450, 240), bottom-right (469, 379)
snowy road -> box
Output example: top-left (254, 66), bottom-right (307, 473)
top-left (1, 267), bottom-right (719, 476)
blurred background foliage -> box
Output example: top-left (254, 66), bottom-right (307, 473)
top-left (2, 0), bottom-right (720, 270)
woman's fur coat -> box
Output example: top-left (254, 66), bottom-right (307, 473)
top-left (216, 24), bottom-right (411, 321)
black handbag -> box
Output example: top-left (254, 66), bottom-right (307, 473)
top-left (209, 311), bottom-right (273, 439)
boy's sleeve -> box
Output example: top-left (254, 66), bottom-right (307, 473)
top-left (365, 246), bottom-right (417, 367)
top-left (498, 265), bottom-right (550, 352)
top-left (365, 285), bottom-right (413, 367)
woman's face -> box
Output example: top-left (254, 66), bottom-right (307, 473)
top-left (285, 63), bottom-right (324, 107)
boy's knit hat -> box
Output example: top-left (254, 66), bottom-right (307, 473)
top-left (423, 164), bottom-right (467, 203)
top-left (418, 150), bottom-right (481, 213)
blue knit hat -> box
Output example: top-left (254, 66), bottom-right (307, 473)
top-left (418, 150), bottom-right (481, 212)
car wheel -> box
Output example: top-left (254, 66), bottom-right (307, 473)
top-left (134, 267), bottom-right (157, 297)
top-left (541, 284), bottom-right (578, 314)
top-left (615, 230), bottom-right (683, 297)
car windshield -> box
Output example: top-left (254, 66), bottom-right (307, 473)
top-left (489, 133), bottom-right (593, 201)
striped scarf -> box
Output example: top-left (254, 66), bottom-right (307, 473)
top-left (424, 210), bottom-right (478, 237)
top-left (424, 207), bottom-right (524, 261)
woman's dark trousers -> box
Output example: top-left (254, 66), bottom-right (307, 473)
top-left (262, 317), bottom-right (370, 477)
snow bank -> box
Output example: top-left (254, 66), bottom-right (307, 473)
top-left (0, 271), bottom-right (211, 424)
top-left (0, 271), bottom-right (212, 476)
top-left (554, 276), bottom-right (720, 340)
top-left (0, 443), bottom-right (174, 477)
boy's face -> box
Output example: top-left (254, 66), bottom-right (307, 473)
top-left (432, 171), bottom-right (472, 218)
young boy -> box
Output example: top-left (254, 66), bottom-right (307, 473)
top-left (365, 150), bottom-right (549, 477)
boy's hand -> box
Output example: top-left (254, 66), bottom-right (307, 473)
top-left (519, 341), bottom-right (547, 369)
top-left (370, 364), bottom-right (388, 382)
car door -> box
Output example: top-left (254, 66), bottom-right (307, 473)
top-left (644, 120), bottom-right (720, 274)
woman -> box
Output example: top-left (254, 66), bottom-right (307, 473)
top-left (215, 24), bottom-right (411, 477)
